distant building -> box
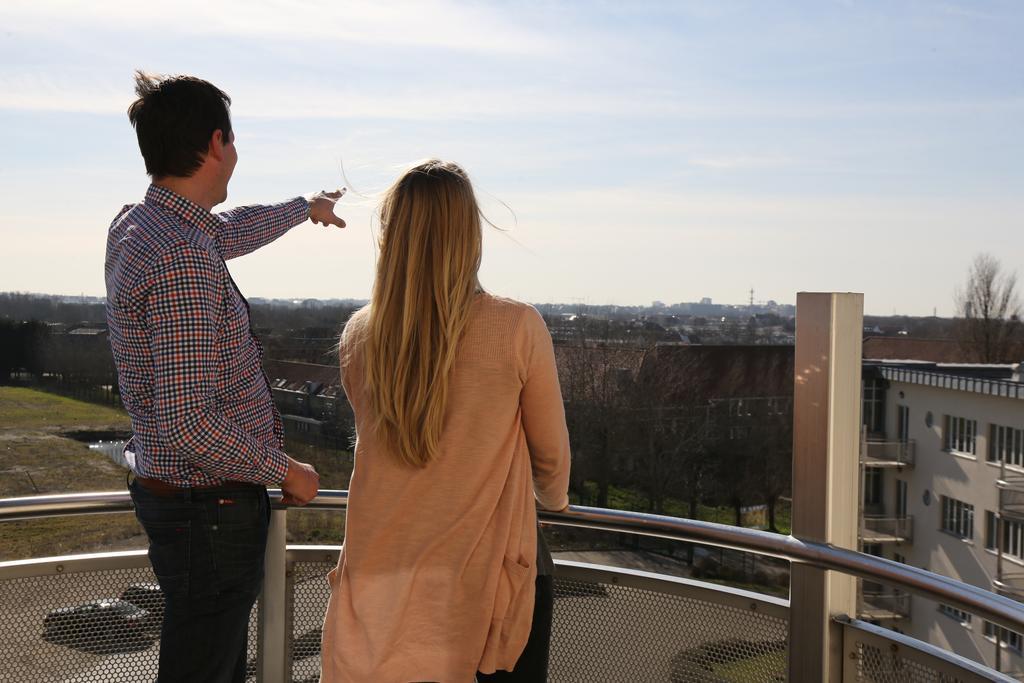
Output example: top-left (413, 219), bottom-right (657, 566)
top-left (859, 359), bottom-right (1024, 675)
top-left (67, 327), bottom-right (108, 337)
top-left (263, 359), bottom-right (352, 447)
top-left (43, 326), bottom-right (115, 384)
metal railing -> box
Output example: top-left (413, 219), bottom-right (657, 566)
top-left (999, 476), bottom-right (1024, 521)
top-left (995, 573), bottom-right (1024, 602)
top-left (859, 588), bottom-right (912, 620)
top-left (3, 490), bottom-right (1023, 681)
top-left (861, 515), bottom-right (914, 544)
top-left (862, 439), bottom-right (916, 467)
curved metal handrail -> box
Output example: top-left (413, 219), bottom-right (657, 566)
top-left (4, 488), bottom-right (1024, 634)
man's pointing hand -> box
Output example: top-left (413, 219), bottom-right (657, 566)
top-left (308, 188), bottom-right (346, 229)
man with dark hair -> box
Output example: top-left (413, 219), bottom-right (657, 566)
top-left (105, 72), bottom-right (343, 681)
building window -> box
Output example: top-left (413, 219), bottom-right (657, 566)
top-left (729, 426), bottom-right (751, 440)
top-left (941, 496), bottom-right (974, 539)
top-left (897, 405), bottom-right (910, 443)
top-left (862, 378), bottom-right (885, 434)
top-left (944, 415), bottom-right (977, 455)
top-left (985, 622), bottom-right (1024, 653)
top-left (939, 604), bottom-right (973, 626)
top-left (987, 511), bottom-right (998, 551)
top-left (728, 399), bottom-right (751, 417)
top-left (983, 511), bottom-right (1024, 557)
top-left (896, 480), bottom-right (908, 518)
top-left (998, 516), bottom-right (1024, 561)
top-left (765, 397), bottom-right (788, 416)
top-left (864, 468), bottom-right (883, 506)
top-left (862, 543), bottom-right (883, 557)
top-left (990, 424), bottom-right (1024, 467)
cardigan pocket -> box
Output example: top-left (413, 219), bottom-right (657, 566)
top-left (494, 554), bottom-right (532, 624)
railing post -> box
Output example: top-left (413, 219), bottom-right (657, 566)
top-left (258, 508), bottom-right (288, 682)
top-left (789, 292), bottom-right (864, 682)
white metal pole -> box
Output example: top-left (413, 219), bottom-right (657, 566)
top-left (259, 508), bottom-right (288, 682)
top-left (789, 292), bottom-right (864, 682)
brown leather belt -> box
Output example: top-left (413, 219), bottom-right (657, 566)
top-left (135, 476), bottom-right (263, 498)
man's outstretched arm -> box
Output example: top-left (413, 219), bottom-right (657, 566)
top-left (214, 189), bottom-right (346, 260)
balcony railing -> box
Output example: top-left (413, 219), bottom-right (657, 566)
top-left (859, 588), bottom-right (912, 621)
top-left (2, 490), bottom-right (1022, 682)
top-left (861, 439), bottom-right (916, 468)
top-left (999, 477), bottom-right (1024, 521)
top-left (995, 573), bottom-right (1024, 603)
top-left (861, 515), bottom-right (914, 544)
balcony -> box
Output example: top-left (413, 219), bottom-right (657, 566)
top-left (861, 439), bottom-right (916, 468)
top-left (995, 573), bottom-right (1024, 603)
top-left (2, 491), bottom-right (1022, 682)
top-left (859, 587), bottom-right (912, 621)
top-left (999, 476), bottom-right (1024, 521)
top-left (861, 515), bottom-right (914, 544)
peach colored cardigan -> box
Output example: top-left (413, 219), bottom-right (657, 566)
top-left (319, 295), bottom-right (571, 683)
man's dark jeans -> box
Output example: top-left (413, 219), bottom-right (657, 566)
top-left (129, 478), bottom-right (269, 683)
top-left (476, 575), bottom-right (555, 682)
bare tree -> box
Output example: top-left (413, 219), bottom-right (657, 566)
top-left (627, 346), bottom-right (710, 515)
top-left (556, 320), bottom-right (643, 508)
top-left (955, 254), bottom-right (1023, 363)
top-left (742, 402), bottom-right (792, 532)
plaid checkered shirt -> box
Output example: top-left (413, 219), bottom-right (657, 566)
top-left (104, 184), bottom-right (310, 486)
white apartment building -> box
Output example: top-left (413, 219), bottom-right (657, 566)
top-left (860, 360), bottom-right (1024, 676)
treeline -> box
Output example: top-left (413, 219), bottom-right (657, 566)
top-left (0, 320), bottom-right (49, 381)
top-left (0, 293), bottom-right (107, 326)
top-left (556, 333), bottom-right (794, 532)
top-left (251, 302), bottom-right (359, 365)
top-left (2, 298), bottom-right (795, 533)
top-left (249, 301), bottom-right (360, 333)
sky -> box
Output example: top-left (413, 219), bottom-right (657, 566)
top-left (0, 0), bottom-right (1021, 316)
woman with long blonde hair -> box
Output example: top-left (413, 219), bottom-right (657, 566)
top-left (320, 160), bottom-right (571, 682)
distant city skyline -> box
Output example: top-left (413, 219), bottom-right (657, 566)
top-left (1, 1), bottom-right (1022, 317)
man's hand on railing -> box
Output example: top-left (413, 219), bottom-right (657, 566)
top-left (280, 457), bottom-right (320, 506)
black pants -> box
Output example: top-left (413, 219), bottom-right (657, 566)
top-left (476, 575), bottom-right (555, 682)
top-left (130, 479), bottom-right (269, 683)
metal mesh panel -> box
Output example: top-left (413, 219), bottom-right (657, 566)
top-left (291, 561), bottom-right (332, 683)
top-left (246, 597), bottom-right (260, 680)
top-left (0, 564), bottom-right (258, 682)
top-left (551, 575), bottom-right (788, 682)
top-left (853, 641), bottom-right (965, 683)
top-left (284, 561), bottom-right (789, 683)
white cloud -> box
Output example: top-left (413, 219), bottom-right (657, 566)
top-left (5, 68), bottom-right (1022, 124)
top-left (0, 0), bottom-right (557, 56)
top-left (689, 155), bottom-right (796, 170)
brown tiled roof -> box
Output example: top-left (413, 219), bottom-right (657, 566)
top-left (862, 337), bottom-right (970, 363)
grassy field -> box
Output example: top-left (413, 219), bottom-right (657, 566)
top-left (0, 387), bottom-right (130, 498)
top-left (0, 387), bottom-right (141, 560)
top-left (0, 386), bottom-right (789, 566)
top-left (0, 386), bottom-right (129, 432)
top-left (711, 649), bottom-right (787, 680)
top-left (280, 440), bottom-right (350, 544)
top-left (0, 386), bottom-right (353, 558)
top-left (575, 480), bottom-right (793, 535)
